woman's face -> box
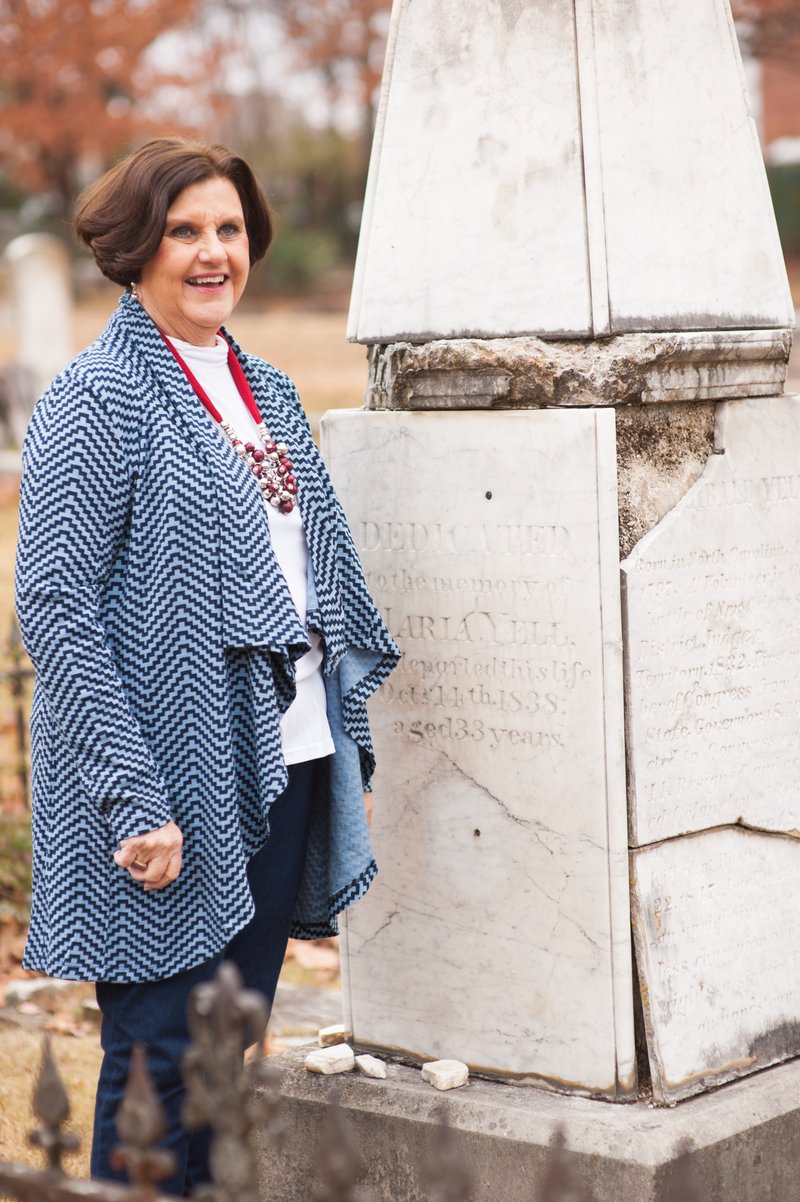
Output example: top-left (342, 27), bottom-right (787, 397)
top-left (138, 176), bottom-right (250, 346)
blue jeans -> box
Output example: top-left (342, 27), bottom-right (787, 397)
top-left (91, 759), bottom-right (319, 1196)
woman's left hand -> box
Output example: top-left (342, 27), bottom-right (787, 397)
top-left (363, 790), bottom-right (373, 828)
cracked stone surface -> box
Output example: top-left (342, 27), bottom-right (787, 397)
top-left (624, 395), bottom-right (800, 1100)
top-left (325, 408), bottom-right (634, 1097)
top-left (623, 395), bottom-right (800, 844)
top-left (616, 401), bottom-right (715, 559)
top-left (364, 331), bottom-right (791, 411)
top-left (632, 828), bottom-right (800, 1102)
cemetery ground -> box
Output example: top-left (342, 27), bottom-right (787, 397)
top-left (0, 289), bottom-right (366, 1171)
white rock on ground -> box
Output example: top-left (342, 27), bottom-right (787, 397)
top-left (421, 1059), bottom-right (469, 1091)
top-left (318, 1022), bottom-right (352, 1047)
top-left (304, 1044), bottom-right (355, 1075)
top-left (355, 1054), bottom-right (387, 1079)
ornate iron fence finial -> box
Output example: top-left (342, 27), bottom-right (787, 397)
top-left (182, 961), bottom-right (272, 1202)
top-left (111, 1043), bottom-right (177, 1196)
top-left (28, 1034), bottom-right (80, 1173)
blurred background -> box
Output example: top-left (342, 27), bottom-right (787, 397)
top-left (1, 0), bottom-right (800, 1164)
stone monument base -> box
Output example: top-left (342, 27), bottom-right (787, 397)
top-left (254, 1048), bottom-right (800, 1201)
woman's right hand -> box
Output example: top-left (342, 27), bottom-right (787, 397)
top-left (113, 821), bottom-right (183, 891)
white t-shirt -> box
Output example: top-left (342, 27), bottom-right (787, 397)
top-left (169, 336), bottom-right (335, 765)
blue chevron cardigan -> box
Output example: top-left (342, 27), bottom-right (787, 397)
top-left (16, 292), bottom-right (399, 983)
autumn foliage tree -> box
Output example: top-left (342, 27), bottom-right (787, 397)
top-left (732, 0), bottom-right (800, 69)
top-left (0, 0), bottom-right (221, 213)
top-left (249, 0), bottom-right (392, 177)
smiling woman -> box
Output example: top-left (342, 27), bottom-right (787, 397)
top-left (136, 178), bottom-right (251, 346)
top-left (73, 138), bottom-right (272, 286)
top-left (16, 138), bottom-right (398, 1196)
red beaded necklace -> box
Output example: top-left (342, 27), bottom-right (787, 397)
top-left (161, 332), bottom-right (298, 515)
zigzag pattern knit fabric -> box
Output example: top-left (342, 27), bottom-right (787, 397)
top-left (16, 293), bottom-right (398, 982)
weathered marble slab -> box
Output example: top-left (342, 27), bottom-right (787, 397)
top-left (623, 395), bottom-right (800, 846)
top-left (348, 0), bottom-right (793, 344)
top-left (632, 827), bottom-right (800, 1103)
top-left (322, 409), bottom-right (635, 1098)
top-left (592, 0), bottom-right (793, 333)
top-left (348, 0), bottom-right (593, 342)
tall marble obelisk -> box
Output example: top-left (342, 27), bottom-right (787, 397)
top-left (322, 0), bottom-right (795, 1105)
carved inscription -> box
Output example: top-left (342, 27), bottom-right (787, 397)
top-left (361, 516), bottom-right (601, 766)
top-left (632, 828), bottom-right (800, 1102)
top-left (331, 410), bottom-right (628, 831)
top-left (623, 399), bottom-right (800, 845)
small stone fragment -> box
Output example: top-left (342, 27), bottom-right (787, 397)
top-left (355, 1054), bottom-right (387, 1079)
top-left (305, 1044), bottom-right (355, 1075)
top-left (421, 1059), bottom-right (469, 1091)
top-left (318, 1022), bottom-right (352, 1047)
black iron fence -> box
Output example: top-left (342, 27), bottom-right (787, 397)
top-left (0, 963), bottom-right (701, 1202)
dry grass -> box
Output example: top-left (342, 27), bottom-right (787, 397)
top-left (0, 947), bottom-right (335, 1174)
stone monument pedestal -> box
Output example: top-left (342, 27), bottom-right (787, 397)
top-left (254, 1048), bottom-right (800, 1202)
top-left (326, 0), bottom-right (800, 1112)
top-left (257, 1), bottom-right (800, 1192)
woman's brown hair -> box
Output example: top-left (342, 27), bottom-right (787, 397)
top-left (74, 138), bottom-right (273, 286)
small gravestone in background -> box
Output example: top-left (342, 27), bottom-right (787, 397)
top-left (1, 234), bottom-right (73, 444)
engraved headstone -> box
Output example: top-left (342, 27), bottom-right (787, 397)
top-left (4, 234), bottom-right (73, 399)
top-left (623, 396), bottom-right (800, 845)
top-left (261, 0), bottom-right (800, 1193)
top-left (625, 394), bottom-right (800, 1100)
top-left (323, 408), bottom-right (635, 1097)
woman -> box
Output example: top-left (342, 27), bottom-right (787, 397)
top-left (15, 138), bottom-right (398, 1194)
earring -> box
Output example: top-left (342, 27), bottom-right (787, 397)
top-left (130, 281), bottom-right (140, 301)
